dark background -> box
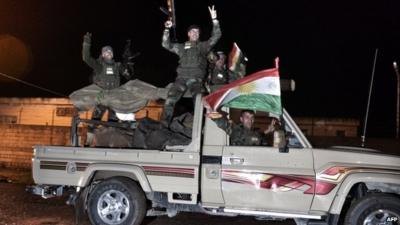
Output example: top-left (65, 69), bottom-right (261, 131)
top-left (1, 0), bottom-right (400, 137)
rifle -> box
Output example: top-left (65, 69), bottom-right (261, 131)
top-left (160, 0), bottom-right (177, 41)
top-left (122, 40), bottom-right (140, 80)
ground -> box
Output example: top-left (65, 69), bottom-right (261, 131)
top-left (0, 169), bottom-right (294, 225)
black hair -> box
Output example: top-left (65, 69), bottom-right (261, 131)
top-left (187, 24), bottom-right (201, 33)
top-left (240, 110), bottom-right (255, 117)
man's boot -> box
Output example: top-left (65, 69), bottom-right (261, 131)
top-left (107, 109), bottom-right (119, 122)
top-left (86, 105), bottom-right (105, 146)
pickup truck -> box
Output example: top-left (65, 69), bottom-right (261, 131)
top-left (30, 94), bottom-right (400, 225)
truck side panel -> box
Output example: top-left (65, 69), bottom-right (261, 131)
top-left (33, 146), bottom-right (200, 195)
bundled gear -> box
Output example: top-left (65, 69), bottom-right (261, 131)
top-left (132, 116), bottom-right (191, 150)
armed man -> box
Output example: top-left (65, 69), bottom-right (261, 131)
top-left (69, 33), bottom-right (134, 144)
top-left (161, 5), bottom-right (222, 126)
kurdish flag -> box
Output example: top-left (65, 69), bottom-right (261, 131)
top-left (228, 42), bottom-right (247, 72)
top-left (203, 58), bottom-right (282, 115)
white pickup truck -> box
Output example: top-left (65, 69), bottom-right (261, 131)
top-left (30, 94), bottom-right (400, 225)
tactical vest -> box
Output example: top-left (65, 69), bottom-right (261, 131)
top-left (179, 41), bottom-right (207, 72)
top-left (210, 67), bottom-right (228, 84)
top-left (93, 62), bottom-right (120, 90)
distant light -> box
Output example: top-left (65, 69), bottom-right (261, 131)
top-left (0, 34), bottom-right (32, 82)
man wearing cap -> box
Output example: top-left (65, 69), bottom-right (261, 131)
top-left (161, 5), bottom-right (222, 126)
top-left (69, 32), bottom-right (133, 145)
top-left (207, 51), bottom-right (228, 85)
top-left (78, 32), bottom-right (131, 122)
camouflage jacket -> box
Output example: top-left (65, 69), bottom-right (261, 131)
top-left (82, 42), bottom-right (129, 90)
top-left (213, 117), bottom-right (265, 146)
top-left (162, 20), bottom-right (222, 79)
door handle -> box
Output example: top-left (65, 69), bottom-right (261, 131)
top-left (230, 157), bottom-right (244, 165)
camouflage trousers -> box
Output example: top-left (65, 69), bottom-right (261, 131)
top-left (69, 79), bottom-right (168, 113)
top-left (161, 78), bottom-right (204, 125)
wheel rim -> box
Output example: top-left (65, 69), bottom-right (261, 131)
top-left (363, 209), bottom-right (400, 225)
top-left (97, 190), bottom-right (131, 225)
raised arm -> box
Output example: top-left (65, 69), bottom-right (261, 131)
top-left (207, 5), bottom-right (222, 48)
top-left (82, 32), bottom-right (97, 68)
top-left (161, 21), bottom-right (182, 55)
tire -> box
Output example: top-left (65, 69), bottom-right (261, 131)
top-left (87, 177), bottom-right (146, 225)
top-left (344, 193), bottom-right (400, 225)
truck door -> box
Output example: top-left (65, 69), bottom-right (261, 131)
top-left (221, 145), bottom-right (314, 213)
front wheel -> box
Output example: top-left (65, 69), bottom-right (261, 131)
top-left (87, 177), bottom-right (146, 225)
top-left (344, 193), bottom-right (400, 225)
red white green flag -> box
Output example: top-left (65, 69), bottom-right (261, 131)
top-left (203, 58), bottom-right (282, 115)
top-left (228, 42), bottom-right (247, 72)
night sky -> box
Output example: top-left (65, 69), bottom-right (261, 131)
top-left (1, 0), bottom-right (400, 137)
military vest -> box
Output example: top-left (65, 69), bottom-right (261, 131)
top-left (210, 67), bottom-right (228, 85)
top-left (179, 41), bottom-right (207, 71)
top-left (93, 61), bottom-right (120, 90)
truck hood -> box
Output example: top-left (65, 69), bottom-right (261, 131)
top-left (312, 146), bottom-right (400, 172)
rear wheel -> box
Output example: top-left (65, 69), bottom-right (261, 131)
top-left (87, 177), bottom-right (146, 225)
top-left (344, 194), bottom-right (400, 225)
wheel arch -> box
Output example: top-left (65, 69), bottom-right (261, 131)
top-left (81, 163), bottom-right (152, 193)
top-left (329, 172), bottom-right (400, 215)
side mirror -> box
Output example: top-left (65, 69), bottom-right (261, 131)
top-left (274, 130), bottom-right (289, 153)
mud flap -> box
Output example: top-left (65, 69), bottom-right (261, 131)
top-left (74, 187), bottom-right (89, 225)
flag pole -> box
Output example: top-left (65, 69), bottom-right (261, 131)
top-left (276, 57), bottom-right (288, 153)
top-left (393, 61), bottom-right (400, 139)
top-left (361, 48), bottom-right (378, 147)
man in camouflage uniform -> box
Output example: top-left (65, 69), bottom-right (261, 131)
top-left (207, 51), bottom-right (228, 85)
top-left (209, 110), bottom-right (281, 146)
top-left (209, 110), bottom-right (266, 146)
top-left (70, 32), bottom-right (132, 122)
top-left (206, 48), bottom-right (247, 90)
top-left (161, 5), bottom-right (222, 125)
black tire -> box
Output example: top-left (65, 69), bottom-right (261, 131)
top-left (87, 177), bottom-right (146, 225)
top-left (344, 193), bottom-right (400, 225)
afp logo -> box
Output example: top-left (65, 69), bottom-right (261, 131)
top-left (386, 216), bottom-right (398, 222)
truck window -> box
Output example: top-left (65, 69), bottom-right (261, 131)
top-left (216, 108), bottom-right (304, 148)
top-left (222, 109), bottom-right (279, 147)
top-left (284, 123), bottom-right (303, 148)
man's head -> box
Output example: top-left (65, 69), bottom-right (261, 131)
top-left (216, 51), bottom-right (226, 67)
top-left (187, 25), bottom-right (200, 42)
top-left (101, 46), bottom-right (114, 62)
top-left (240, 110), bottom-right (255, 130)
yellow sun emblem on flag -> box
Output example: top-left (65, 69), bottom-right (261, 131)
top-left (237, 82), bottom-right (256, 94)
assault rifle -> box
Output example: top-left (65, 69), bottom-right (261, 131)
top-left (160, 0), bottom-right (177, 41)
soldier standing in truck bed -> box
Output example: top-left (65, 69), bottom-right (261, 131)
top-left (69, 33), bottom-right (133, 144)
top-left (161, 5), bottom-right (222, 126)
